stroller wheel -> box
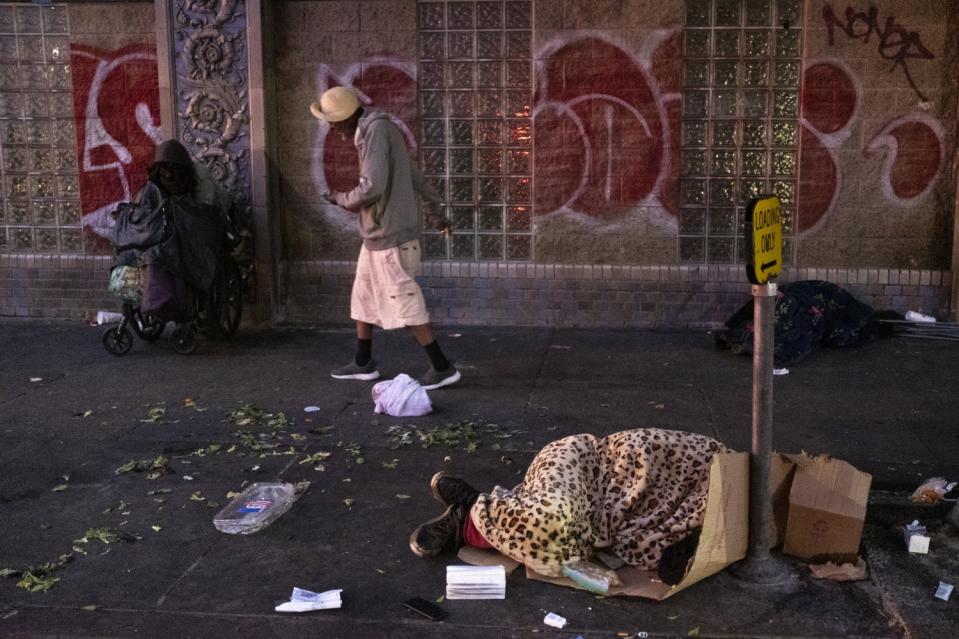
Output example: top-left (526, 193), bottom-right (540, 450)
top-left (103, 326), bottom-right (133, 356)
top-left (171, 324), bottom-right (197, 355)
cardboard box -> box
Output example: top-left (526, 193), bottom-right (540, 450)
top-left (781, 454), bottom-right (872, 563)
top-left (461, 451), bottom-right (749, 600)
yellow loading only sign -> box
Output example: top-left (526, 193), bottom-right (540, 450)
top-left (745, 195), bottom-right (782, 285)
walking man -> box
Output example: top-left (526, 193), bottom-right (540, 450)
top-left (310, 86), bottom-right (460, 390)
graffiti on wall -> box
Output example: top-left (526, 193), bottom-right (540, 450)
top-left (798, 59), bottom-right (944, 233)
top-left (311, 31), bottom-right (681, 231)
top-left (70, 44), bottom-right (162, 243)
top-left (533, 31), bottom-right (681, 226)
top-left (822, 4), bottom-right (935, 102)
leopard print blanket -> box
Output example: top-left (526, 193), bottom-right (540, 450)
top-left (469, 428), bottom-right (726, 577)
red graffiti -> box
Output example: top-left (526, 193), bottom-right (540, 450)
top-left (533, 34), bottom-right (680, 220)
top-left (867, 115), bottom-right (944, 203)
top-left (799, 60), bottom-right (943, 232)
top-left (822, 4), bottom-right (935, 101)
top-left (70, 43), bottom-right (161, 248)
top-left (320, 64), bottom-right (418, 194)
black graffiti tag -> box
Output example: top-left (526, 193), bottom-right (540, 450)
top-left (822, 4), bottom-right (935, 102)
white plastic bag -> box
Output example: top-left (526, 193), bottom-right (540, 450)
top-left (371, 374), bottom-right (432, 417)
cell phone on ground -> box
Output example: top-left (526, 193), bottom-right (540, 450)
top-left (403, 596), bottom-right (448, 621)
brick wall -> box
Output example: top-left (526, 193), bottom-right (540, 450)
top-left (284, 261), bottom-right (951, 327)
top-left (0, 254), bottom-right (114, 320)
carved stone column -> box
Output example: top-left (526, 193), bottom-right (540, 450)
top-left (155, 0), bottom-right (274, 322)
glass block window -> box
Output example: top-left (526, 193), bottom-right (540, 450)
top-left (0, 3), bottom-right (77, 253)
top-left (680, 0), bottom-right (801, 265)
top-left (418, 0), bottom-right (533, 260)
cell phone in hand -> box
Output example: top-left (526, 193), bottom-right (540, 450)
top-left (403, 596), bottom-right (448, 621)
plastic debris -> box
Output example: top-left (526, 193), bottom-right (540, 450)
top-left (904, 520), bottom-right (930, 554)
top-left (905, 310), bottom-right (936, 323)
top-left (911, 478), bottom-right (955, 503)
top-left (543, 612), bottom-right (567, 629)
top-left (275, 587), bottom-right (342, 612)
top-left (213, 482), bottom-right (298, 534)
top-left (372, 374), bottom-right (431, 417)
top-left (562, 561), bottom-right (621, 594)
top-left (773, 368), bottom-right (790, 376)
top-left (95, 311), bottom-right (124, 325)
top-left (935, 581), bottom-right (953, 601)
top-left (304, 406), bottom-right (321, 413)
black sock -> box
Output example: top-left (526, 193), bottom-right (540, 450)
top-left (423, 340), bottom-right (449, 371)
top-left (355, 338), bottom-right (372, 366)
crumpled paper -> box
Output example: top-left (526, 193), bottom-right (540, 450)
top-left (809, 557), bottom-right (868, 582)
top-left (274, 587), bottom-right (342, 612)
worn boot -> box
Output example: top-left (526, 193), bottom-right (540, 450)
top-left (409, 503), bottom-right (469, 558)
top-left (430, 471), bottom-right (479, 509)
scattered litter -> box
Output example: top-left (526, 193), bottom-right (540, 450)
top-left (905, 310), bottom-right (936, 323)
top-left (372, 374), bottom-right (432, 417)
top-left (81, 605), bottom-right (98, 611)
top-left (299, 451), bottom-right (331, 471)
top-left (773, 368), bottom-right (790, 376)
top-left (562, 561), bottom-right (621, 594)
top-left (73, 410), bottom-right (93, 418)
top-left (51, 484), bottom-right (68, 493)
top-left (182, 398), bottom-right (207, 412)
top-left (183, 475), bottom-right (194, 481)
top-left (213, 482), bottom-right (299, 534)
top-left (543, 612), bottom-right (567, 629)
top-left (448, 333), bottom-right (462, 338)
top-left (304, 406), bottom-right (321, 413)
top-left (29, 377), bottom-right (42, 383)
top-left (151, 525), bottom-right (162, 533)
top-left (911, 478), bottom-right (955, 503)
top-left (935, 581), bottom-right (953, 601)
top-left (95, 311), bottom-right (123, 325)
top-left (904, 521), bottom-right (930, 554)
top-left (809, 557), bottom-right (868, 581)
top-left (275, 587), bottom-right (343, 612)
top-left (114, 455), bottom-right (172, 479)
top-left (446, 565), bottom-right (506, 599)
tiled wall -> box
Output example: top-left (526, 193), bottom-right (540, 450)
top-left (285, 262), bottom-right (951, 327)
top-left (0, 2), bottom-right (157, 320)
top-left (0, 253), bottom-right (114, 319)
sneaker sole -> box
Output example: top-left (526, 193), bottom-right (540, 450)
top-left (330, 370), bottom-right (381, 381)
top-left (421, 369), bottom-right (461, 390)
top-left (408, 506), bottom-right (454, 558)
top-left (430, 471), bottom-right (450, 506)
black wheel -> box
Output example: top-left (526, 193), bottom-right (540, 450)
top-left (212, 259), bottom-right (242, 340)
top-left (170, 324), bottom-right (197, 355)
top-left (102, 326), bottom-right (133, 356)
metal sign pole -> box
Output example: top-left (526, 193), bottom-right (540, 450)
top-left (731, 281), bottom-right (791, 584)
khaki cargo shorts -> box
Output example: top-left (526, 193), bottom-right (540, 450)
top-left (351, 240), bottom-right (430, 330)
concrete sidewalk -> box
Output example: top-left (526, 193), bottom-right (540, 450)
top-left (1, 319), bottom-right (957, 638)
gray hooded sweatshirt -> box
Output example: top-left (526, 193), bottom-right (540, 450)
top-left (334, 109), bottom-right (437, 250)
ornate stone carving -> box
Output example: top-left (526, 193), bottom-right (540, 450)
top-left (171, 0), bottom-right (250, 206)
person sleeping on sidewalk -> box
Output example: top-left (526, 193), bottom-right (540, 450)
top-left (409, 428), bottom-right (726, 582)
